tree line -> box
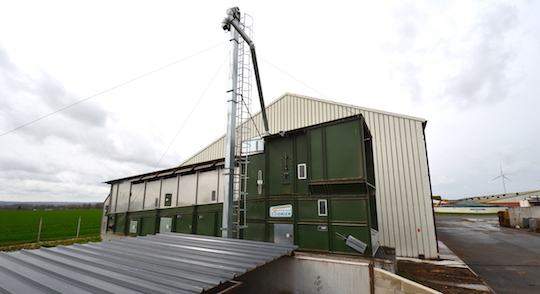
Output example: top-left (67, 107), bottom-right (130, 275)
top-left (0, 203), bottom-right (104, 211)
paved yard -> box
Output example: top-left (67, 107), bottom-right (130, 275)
top-left (436, 214), bottom-right (540, 294)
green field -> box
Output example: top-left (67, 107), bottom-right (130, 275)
top-left (0, 209), bottom-right (102, 246)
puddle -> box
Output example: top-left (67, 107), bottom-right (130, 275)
top-left (456, 283), bottom-right (491, 291)
top-left (466, 218), bottom-right (499, 226)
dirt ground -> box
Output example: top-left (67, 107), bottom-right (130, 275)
top-left (0, 236), bottom-right (101, 252)
top-left (398, 260), bottom-right (494, 294)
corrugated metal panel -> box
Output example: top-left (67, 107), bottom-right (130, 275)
top-left (0, 233), bottom-right (297, 294)
top-left (178, 93), bottom-right (437, 259)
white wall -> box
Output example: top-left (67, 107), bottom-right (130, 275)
top-left (235, 253), bottom-right (440, 294)
top-left (160, 177), bottom-right (178, 208)
top-left (114, 181), bottom-right (131, 213)
top-left (130, 182), bottom-right (145, 211)
top-left (508, 207), bottom-right (540, 227)
top-left (178, 173), bottom-right (198, 206)
top-left (144, 180), bottom-right (160, 209)
top-left (197, 169), bottom-right (219, 205)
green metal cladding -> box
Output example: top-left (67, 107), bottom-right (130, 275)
top-left (106, 115), bottom-right (378, 256)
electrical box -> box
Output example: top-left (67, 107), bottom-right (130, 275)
top-left (129, 221), bottom-right (138, 234)
top-left (160, 217), bottom-right (172, 233)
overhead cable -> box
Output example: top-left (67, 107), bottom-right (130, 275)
top-left (260, 57), bottom-right (359, 117)
top-left (152, 54), bottom-right (229, 171)
top-left (0, 42), bottom-right (227, 138)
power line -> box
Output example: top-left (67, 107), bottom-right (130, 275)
top-left (259, 56), bottom-right (359, 117)
top-left (240, 96), bottom-right (262, 138)
top-left (152, 54), bottom-right (229, 170)
top-left (0, 42), bottom-right (227, 138)
top-left (259, 56), bottom-right (330, 100)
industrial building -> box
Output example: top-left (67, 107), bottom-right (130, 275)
top-left (1, 7), bottom-right (441, 292)
top-left (456, 190), bottom-right (540, 207)
top-left (102, 93), bottom-right (438, 259)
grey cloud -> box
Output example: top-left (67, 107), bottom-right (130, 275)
top-left (35, 74), bottom-right (109, 127)
top-left (384, 2), bottom-right (520, 107)
top-left (0, 148), bottom-right (78, 183)
top-left (444, 3), bottom-right (519, 107)
top-left (0, 43), bottom-right (178, 201)
top-left (382, 3), bottom-right (429, 102)
top-left (0, 44), bottom-right (111, 142)
top-left (391, 4), bottom-right (428, 50)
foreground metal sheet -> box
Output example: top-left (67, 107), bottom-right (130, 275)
top-left (0, 233), bottom-right (297, 294)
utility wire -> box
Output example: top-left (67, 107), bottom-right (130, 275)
top-left (259, 56), bottom-right (330, 100)
top-left (260, 56), bottom-right (359, 117)
top-left (152, 54), bottom-right (228, 171)
top-left (0, 42), bottom-right (227, 138)
top-left (240, 97), bottom-right (262, 138)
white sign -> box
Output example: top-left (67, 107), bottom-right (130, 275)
top-left (269, 204), bottom-right (293, 217)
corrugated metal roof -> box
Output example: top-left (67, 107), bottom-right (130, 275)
top-left (0, 233), bottom-right (297, 294)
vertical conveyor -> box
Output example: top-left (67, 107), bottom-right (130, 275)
top-left (222, 7), bottom-right (265, 238)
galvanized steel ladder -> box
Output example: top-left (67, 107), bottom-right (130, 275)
top-left (232, 13), bottom-right (253, 238)
top-left (222, 7), bottom-right (269, 239)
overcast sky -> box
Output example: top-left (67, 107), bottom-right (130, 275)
top-left (0, 0), bottom-right (539, 202)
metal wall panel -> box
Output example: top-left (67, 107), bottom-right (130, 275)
top-left (144, 180), bottom-right (161, 210)
top-left (160, 177), bottom-right (178, 208)
top-left (178, 173), bottom-right (198, 206)
top-left (109, 183), bottom-right (117, 213)
top-left (130, 182), bottom-right (145, 211)
top-left (197, 170), bottom-right (220, 205)
top-left (115, 181), bottom-right (131, 213)
top-left (177, 93), bottom-right (437, 259)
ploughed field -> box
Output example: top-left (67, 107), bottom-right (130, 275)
top-left (0, 209), bottom-right (102, 246)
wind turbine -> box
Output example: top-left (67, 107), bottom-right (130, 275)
top-left (492, 165), bottom-right (511, 195)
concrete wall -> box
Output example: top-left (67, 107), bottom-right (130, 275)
top-left (235, 253), bottom-right (440, 294)
top-left (374, 268), bottom-right (441, 294)
top-left (508, 207), bottom-right (540, 227)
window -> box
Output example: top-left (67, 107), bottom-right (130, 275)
top-left (211, 190), bottom-right (216, 201)
top-left (164, 194), bottom-right (172, 206)
top-left (257, 170), bottom-right (263, 195)
top-left (297, 163), bottom-right (307, 179)
top-left (318, 199), bottom-right (328, 216)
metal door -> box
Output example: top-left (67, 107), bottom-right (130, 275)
top-left (274, 224), bottom-right (294, 245)
top-left (159, 217), bottom-right (172, 233)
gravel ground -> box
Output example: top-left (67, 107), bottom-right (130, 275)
top-left (398, 260), bottom-right (494, 294)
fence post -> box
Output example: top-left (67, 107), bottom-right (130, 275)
top-left (37, 217), bottom-right (43, 242)
top-left (76, 216), bottom-right (82, 239)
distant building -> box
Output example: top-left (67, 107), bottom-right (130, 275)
top-left (455, 190), bottom-right (540, 207)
